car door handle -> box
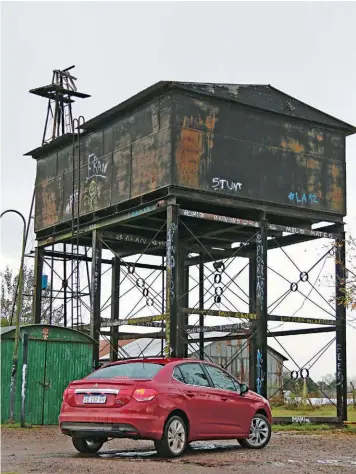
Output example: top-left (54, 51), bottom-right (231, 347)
top-left (185, 391), bottom-right (195, 398)
top-left (220, 396), bottom-right (228, 401)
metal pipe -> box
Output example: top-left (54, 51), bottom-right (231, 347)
top-left (199, 253), bottom-right (204, 360)
top-left (0, 209), bottom-right (27, 423)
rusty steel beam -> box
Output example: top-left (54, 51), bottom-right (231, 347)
top-left (37, 201), bottom-right (167, 247)
top-left (335, 232), bottom-right (347, 422)
top-left (268, 315), bottom-right (337, 326)
top-left (101, 313), bottom-right (168, 328)
top-left (103, 230), bottom-right (166, 248)
top-left (182, 308), bottom-right (257, 321)
top-left (90, 229), bottom-right (102, 370)
top-left (179, 208), bottom-right (342, 240)
top-left (256, 217), bottom-right (268, 398)
top-left (174, 188), bottom-right (345, 225)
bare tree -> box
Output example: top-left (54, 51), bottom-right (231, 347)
top-left (1, 265), bottom-right (63, 326)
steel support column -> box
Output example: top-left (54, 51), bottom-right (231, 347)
top-left (63, 243), bottom-right (68, 327)
top-left (180, 255), bottom-right (189, 358)
top-left (335, 232), bottom-right (347, 421)
top-left (249, 256), bottom-right (257, 391)
top-left (32, 247), bottom-right (44, 324)
top-left (199, 253), bottom-right (204, 360)
top-left (166, 204), bottom-right (179, 357)
top-left (110, 257), bottom-right (120, 362)
top-left (256, 218), bottom-right (268, 398)
top-left (90, 230), bottom-right (102, 370)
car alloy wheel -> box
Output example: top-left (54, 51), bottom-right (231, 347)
top-left (167, 419), bottom-right (186, 454)
top-left (154, 415), bottom-right (188, 458)
top-left (238, 414), bottom-right (271, 449)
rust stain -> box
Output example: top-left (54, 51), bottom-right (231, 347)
top-left (41, 185), bottom-right (57, 227)
top-left (176, 111), bottom-right (217, 188)
top-left (205, 110), bottom-right (216, 165)
top-left (306, 158), bottom-right (319, 170)
top-left (132, 135), bottom-right (158, 195)
top-left (281, 138), bottom-right (305, 154)
top-left (331, 164), bottom-right (340, 178)
top-left (325, 164), bottom-right (344, 212)
top-left (176, 126), bottom-right (203, 188)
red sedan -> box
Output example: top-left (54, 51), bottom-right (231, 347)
top-left (59, 357), bottom-right (272, 457)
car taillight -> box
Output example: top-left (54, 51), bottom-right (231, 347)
top-left (62, 388), bottom-right (69, 402)
top-left (133, 388), bottom-right (157, 402)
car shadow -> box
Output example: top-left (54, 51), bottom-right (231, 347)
top-left (95, 441), bottom-right (241, 461)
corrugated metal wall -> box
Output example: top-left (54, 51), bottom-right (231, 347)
top-left (191, 339), bottom-right (284, 399)
top-left (173, 92), bottom-right (346, 216)
top-left (1, 326), bottom-right (93, 425)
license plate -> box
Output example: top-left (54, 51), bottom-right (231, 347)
top-left (83, 395), bottom-right (107, 404)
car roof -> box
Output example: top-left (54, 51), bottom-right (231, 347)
top-left (101, 357), bottom-right (211, 368)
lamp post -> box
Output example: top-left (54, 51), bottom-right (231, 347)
top-left (0, 209), bottom-right (26, 422)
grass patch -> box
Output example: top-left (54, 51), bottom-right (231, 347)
top-left (272, 405), bottom-right (356, 422)
top-left (1, 422), bottom-right (32, 429)
top-left (273, 424), bottom-right (356, 434)
top-left (273, 423), bottom-right (331, 432)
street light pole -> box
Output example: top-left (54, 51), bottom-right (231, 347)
top-left (0, 209), bottom-right (27, 422)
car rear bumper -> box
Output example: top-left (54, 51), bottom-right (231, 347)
top-left (60, 422), bottom-right (140, 439)
top-left (59, 410), bottom-right (164, 441)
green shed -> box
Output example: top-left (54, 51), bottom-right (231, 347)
top-left (1, 324), bottom-right (94, 425)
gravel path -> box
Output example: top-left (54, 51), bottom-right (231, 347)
top-left (2, 427), bottom-right (356, 473)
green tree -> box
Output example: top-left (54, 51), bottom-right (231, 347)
top-left (0, 265), bottom-right (63, 326)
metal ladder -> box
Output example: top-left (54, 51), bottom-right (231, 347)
top-left (70, 116), bottom-right (85, 329)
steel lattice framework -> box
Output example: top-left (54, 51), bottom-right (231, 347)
top-left (27, 78), bottom-right (355, 426)
top-left (31, 195), bottom-right (348, 423)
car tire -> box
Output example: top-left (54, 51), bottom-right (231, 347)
top-left (238, 413), bottom-right (271, 449)
top-left (72, 437), bottom-right (104, 454)
top-left (154, 415), bottom-right (188, 458)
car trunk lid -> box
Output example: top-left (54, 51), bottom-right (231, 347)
top-left (66, 379), bottom-right (138, 408)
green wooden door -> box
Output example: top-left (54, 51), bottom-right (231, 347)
top-left (1, 339), bottom-right (14, 423)
top-left (25, 339), bottom-right (47, 425)
top-left (43, 342), bottom-right (93, 424)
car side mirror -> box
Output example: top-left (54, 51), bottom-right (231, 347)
top-left (240, 383), bottom-right (249, 395)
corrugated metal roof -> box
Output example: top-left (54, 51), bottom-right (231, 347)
top-left (0, 326), bottom-right (16, 335)
top-left (78, 81), bottom-right (356, 134)
top-left (107, 332), bottom-right (228, 359)
top-left (100, 333), bottom-right (288, 361)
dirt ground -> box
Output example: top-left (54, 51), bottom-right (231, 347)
top-left (1, 427), bottom-right (356, 474)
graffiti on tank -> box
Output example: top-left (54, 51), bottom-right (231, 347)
top-left (65, 189), bottom-right (79, 215)
top-left (288, 191), bottom-right (319, 205)
top-left (212, 177), bottom-right (243, 192)
top-left (256, 233), bottom-right (265, 312)
top-left (292, 416), bottom-right (310, 424)
top-left (87, 154), bottom-right (108, 182)
top-left (83, 154), bottom-right (109, 211)
top-left (84, 180), bottom-right (99, 211)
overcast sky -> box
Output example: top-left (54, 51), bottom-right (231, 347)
top-left (1, 1), bottom-right (356, 382)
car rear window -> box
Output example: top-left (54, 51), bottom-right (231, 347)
top-left (86, 362), bottom-right (164, 380)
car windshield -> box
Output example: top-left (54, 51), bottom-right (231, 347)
top-left (86, 362), bottom-right (164, 380)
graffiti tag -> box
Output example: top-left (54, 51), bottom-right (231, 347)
top-left (288, 191), bottom-right (319, 205)
top-left (212, 177), bottom-right (243, 192)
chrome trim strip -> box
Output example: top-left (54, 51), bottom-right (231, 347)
top-left (74, 388), bottom-right (120, 394)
